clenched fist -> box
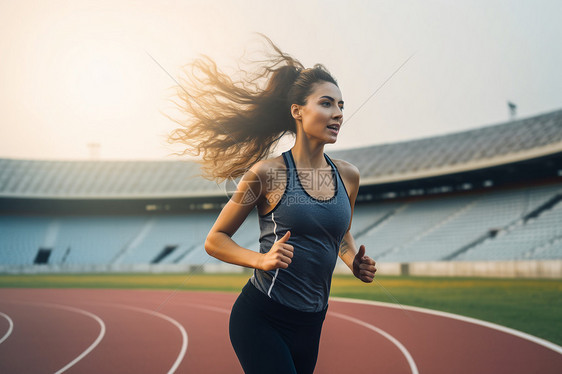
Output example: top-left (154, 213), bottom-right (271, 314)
top-left (258, 231), bottom-right (294, 271)
top-left (353, 245), bottom-right (377, 283)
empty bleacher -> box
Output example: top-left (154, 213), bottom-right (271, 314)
top-left (1, 182), bottom-right (561, 267)
top-left (0, 216), bottom-right (50, 265)
top-left (116, 213), bottom-right (216, 265)
top-left (459, 198), bottom-right (562, 261)
top-left (356, 183), bottom-right (562, 262)
top-left (52, 216), bottom-right (147, 265)
top-left (1, 108), bottom-right (561, 271)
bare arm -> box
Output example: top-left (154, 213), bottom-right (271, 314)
top-left (338, 230), bottom-right (357, 269)
top-left (204, 162), bottom-right (293, 271)
top-left (335, 160), bottom-right (377, 282)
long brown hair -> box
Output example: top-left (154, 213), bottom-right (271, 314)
top-left (167, 35), bottom-right (338, 181)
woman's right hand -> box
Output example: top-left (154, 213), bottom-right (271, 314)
top-left (258, 231), bottom-right (294, 271)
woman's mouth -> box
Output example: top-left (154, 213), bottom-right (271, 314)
top-left (327, 124), bottom-right (340, 135)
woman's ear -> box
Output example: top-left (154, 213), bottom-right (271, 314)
top-left (291, 104), bottom-right (302, 120)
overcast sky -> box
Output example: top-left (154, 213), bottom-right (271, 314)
top-left (1, 0), bottom-right (560, 161)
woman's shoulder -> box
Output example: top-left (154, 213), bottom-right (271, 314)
top-left (331, 158), bottom-right (360, 181)
top-left (251, 155), bottom-right (286, 174)
top-left (248, 155), bottom-right (287, 186)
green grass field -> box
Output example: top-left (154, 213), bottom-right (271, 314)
top-left (1, 273), bottom-right (560, 345)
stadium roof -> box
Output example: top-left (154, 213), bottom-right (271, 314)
top-left (1, 108), bottom-right (561, 199)
top-left (329, 108), bottom-right (562, 185)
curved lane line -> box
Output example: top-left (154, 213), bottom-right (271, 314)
top-left (330, 311), bottom-right (419, 374)
top-left (330, 297), bottom-right (562, 355)
top-left (180, 301), bottom-right (419, 373)
top-left (108, 304), bottom-right (188, 374)
top-left (0, 312), bottom-right (14, 345)
top-left (24, 303), bottom-right (107, 374)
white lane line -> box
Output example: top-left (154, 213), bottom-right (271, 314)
top-left (24, 303), bottom-right (107, 374)
top-left (108, 304), bottom-right (188, 374)
top-left (331, 297), bottom-right (562, 355)
top-left (45, 304), bottom-right (106, 374)
top-left (4, 302), bottom-right (106, 373)
top-left (0, 312), bottom-right (14, 345)
top-left (177, 299), bottom-right (418, 374)
top-left (1, 301), bottom-right (107, 369)
top-left (180, 300), bottom-right (419, 373)
top-left (329, 311), bottom-right (419, 374)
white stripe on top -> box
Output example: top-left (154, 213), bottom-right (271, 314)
top-left (267, 212), bottom-right (280, 298)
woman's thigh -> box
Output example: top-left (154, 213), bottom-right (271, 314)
top-left (229, 295), bottom-right (297, 374)
top-left (285, 321), bottom-right (323, 374)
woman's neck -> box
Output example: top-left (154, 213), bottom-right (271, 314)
top-left (291, 137), bottom-right (328, 169)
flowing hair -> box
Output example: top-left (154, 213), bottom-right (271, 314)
top-left (167, 35), bottom-right (338, 181)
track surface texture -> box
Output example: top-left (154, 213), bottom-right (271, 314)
top-left (0, 288), bottom-right (561, 373)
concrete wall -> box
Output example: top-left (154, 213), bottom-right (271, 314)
top-left (0, 262), bottom-right (245, 274)
top-left (1, 260), bottom-right (561, 278)
top-left (406, 260), bottom-right (562, 278)
top-left (334, 260), bottom-right (562, 278)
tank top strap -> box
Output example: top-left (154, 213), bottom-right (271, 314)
top-left (281, 149), bottom-right (294, 169)
top-left (323, 153), bottom-right (339, 180)
top-left (281, 150), bottom-right (296, 188)
top-left (324, 153), bottom-right (339, 174)
top-left (324, 152), bottom-right (349, 198)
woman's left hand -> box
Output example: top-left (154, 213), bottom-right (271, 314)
top-left (352, 245), bottom-right (377, 283)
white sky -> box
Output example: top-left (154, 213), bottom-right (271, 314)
top-left (0, 0), bottom-right (561, 161)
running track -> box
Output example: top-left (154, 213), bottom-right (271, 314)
top-left (0, 288), bottom-right (561, 373)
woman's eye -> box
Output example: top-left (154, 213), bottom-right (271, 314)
top-left (321, 102), bottom-right (331, 107)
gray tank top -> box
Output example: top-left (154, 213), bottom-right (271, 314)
top-left (251, 149), bottom-right (352, 312)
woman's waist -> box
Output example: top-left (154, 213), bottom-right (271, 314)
top-left (244, 279), bottom-right (328, 321)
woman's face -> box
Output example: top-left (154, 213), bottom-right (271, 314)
top-left (295, 81), bottom-right (344, 144)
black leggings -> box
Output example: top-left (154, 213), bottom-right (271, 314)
top-left (229, 281), bottom-right (327, 374)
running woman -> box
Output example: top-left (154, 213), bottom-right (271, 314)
top-left (169, 35), bottom-right (377, 374)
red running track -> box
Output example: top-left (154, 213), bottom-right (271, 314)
top-left (0, 288), bottom-right (560, 373)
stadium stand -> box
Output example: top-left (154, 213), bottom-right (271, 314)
top-left (0, 216), bottom-right (50, 265)
top-left (0, 108), bottom-right (561, 275)
top-left (0, 181), bottom-right (560, 267)
top-left (459, 196), bottom-right (562, 261)
top-left (1, 109), bottom-right (561, 200)
top-left (357, 183), bottom-right (562, 262)
top-left (116, 213), bottom-right (214, 265)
